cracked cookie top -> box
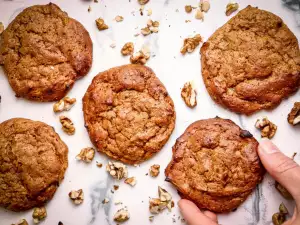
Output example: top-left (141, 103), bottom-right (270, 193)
top-left (0, 3), bottom-right (92, 101)
top-left (0, 118), bottom-right (68, 211)
top-left (165, 118), bottom-right (264, 213)
top-left (201, 6), bottom-right (300, 115)
top-left (83, 64), bottom-right (175, 165)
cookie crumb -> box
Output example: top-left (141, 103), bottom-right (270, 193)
top-left (32, 207), bottom-right (47, 224)
top-left (149, 164), bottom-right (160, 177)
top-left (106, 161), bottom-right (128, 180)
top-left (181, 81), bottom-right (197, 108)
top-left (59, 116), bottom-right (75, 135)
top-left (181, 34), bottom-right (202, 55)
top-left (69, 189), bottom-right (84, 205)
top-left (12, 219), bottom-right (28, 225)
top-left (255, 117), bottom-right (277, 139)
top-left (53, 97), bottom-right (76, 113)
top-left (96, 162), bottom-right (103, 168)
top-left (124, 177), bottom-right (137, 186)
top-left (115, 16), bottom-right (124, 22)
top-left (287, 102), bottom-right (300, 126)
top-left (113, 208), bottom-right (130, 222)
top-left (226, 3), bottom-right (239, 16)
top-left (76, 147), bottom-right (95, 163)
top-left (121, 42), bottom-right (134, 56)
top-left (96, 18), bottom-right (109, 30)
top-left (0, 22), bottom-right (4, 35)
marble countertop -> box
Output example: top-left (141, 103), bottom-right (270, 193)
top-left (0, 0), bottom-right (299, 224)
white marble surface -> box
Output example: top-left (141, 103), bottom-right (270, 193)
top-left (0, 0), bottom-right (299, 224)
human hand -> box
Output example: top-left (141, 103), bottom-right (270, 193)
top-left (178, 140), bottom-right (300, 225)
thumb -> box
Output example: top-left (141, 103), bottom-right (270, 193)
top-left (258, 140), bottom-right (300, 203)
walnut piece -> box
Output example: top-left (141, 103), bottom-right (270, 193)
top-left (195, 9), bottom-right (204, 20)
top-left (288, 102), bottom-right (300, 125)
top-left (96, 18), bottom-right (109, 30)
top-left (130, 49), bottom-right (150, 65)
top-left (181, 81), bottom-right (197, 108)
top-left (96, 162), bottom-right (103, 168)
top-left (69, 189), bottom-right (84, 205)
top-left (76, 147), bottom-right (95, 163)
top-left (149, 164), bottom-right (160, 177)
top-left (181, 34), bottom-right (202, 55)
top-left (255, 117), bottom-right (277, 139)
top-left (113, 208), bottom-right (130, 222)
top-left (32, 207), bottom-right (47, 224)
top-left (138, 0), bottom-right (149, 5)
top-left (147, 9), bottom-right (152, 16)
top-left (149, 186), bottom-right (173, 214)
top-left (0, 22), bottom-right (4, 35)
top-left (141, 27), bottom-right (151, 36)
top-left (102, 198), bottom-right (109, 204)
top-left (226, 3), bottom-right (239, 16)
top-left (59, 116), bottom-right (75, 135)
top-left (201, 0), bottom-right (210, 12)
top-left (121, 42), bottom-right (134, 56)
top-left (106, 161), bottom-right (128, 180)
top-left (185, 5), bottom-right (192, 13)
top-left (124, 177), bottom-right (137, 186)
top-left (53, 97), bottom-right (76, 113)
top-left (12, 219), bottom-right (28, 225)
top-left (115, 16), bottom-right (124, 22)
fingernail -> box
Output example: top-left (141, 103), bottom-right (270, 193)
top-left (259, 140), bottom-right (280, 154)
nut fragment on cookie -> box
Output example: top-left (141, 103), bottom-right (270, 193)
top-left (195, 9), bottom-right (204, 20)
top-left (95, 18), bottom-right (109, 30)
top-left (255, 117), bottom-right (277, 139)
top-left (32, 207), bottom-right (47, 224)
top-left (76, 147), bottom-right (95, 162)
top-left (149, 164), bottom-right (160, 177)
top-left (53, 97), bottom-right (76, 113)
top-left (124, 177), bottom-right (137, 186)
top-left (69, 189), bottom-right (84, 205)
top-left (225, 2), bottom-right (239, 16)
top-left (0, 22), bottom-right (4, 35)
top-left (106, 161), bottom-right (128, 180)
top-left (12, 219), bottom-right (28, 225)
top-left (113, 208), bottom-right (130, 222)
top-left (121, 42), bottom-right (134, 56)
top-left (59, 116), bottom-right (75, 135)
top-left (138, 0), bottom-right (149, 5)
top-left (181, 81), bottom-right (197, 108)
top-left (115, 16), bottom-right (124, 22)
top-left (287, 102), bottom-right (300, 125)
top-left (185, 5), bottom-right (193, 13)
top-left (180, 34), bottom-right (202, 55)
top-left (200, 0), bottom-right (210, 12)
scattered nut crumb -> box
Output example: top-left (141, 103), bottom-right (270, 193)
top-left (255, 117), bottom-right (277, 139)
top-left (149, 164), bottom-right (160, 177)
top-left (53, 97), bottom-right (76, 113)
top-left (134, 33), bottom-right (140, 37)
top-left (181, 81), bottom-right (197, 108)
top-left (115, 200), bottom-right (123, 205)
top-left (32, 207), bottom-right (47, 224)
top-left (59, 116), bottom-right (75, 135)
top-left (0, 22), bottom-right (4, 35)
top-left (113, 185), bottom-right (119, 190)
top-left (76, 147), bottom-right (95, 163)
top-left (138, 0), bottom-right (149, 5)
top-left (121, 42), bottom-right (134, 56)
top-left (110, 42), bottom-right (116, 48)
top-left (147, 9), bottom-right (152, 16)
top-left (96, 162), bottom-right (103, 168)
top-left (292, 152), bottom-right (297, 160)
top-left (201, 0), bottom-right (210, 12)
top-left (226, 2), bottom-right (239, 16)
top-left (115, 15), bottom-right (124, 22)
top-left (185, 5), bottom-right (193, 13)
top-left (279, 203), bottom-right (289, 215)
top-left (149, 186), bottom-right (173, 214)
top-left (185, 20), bottom-right (191, 23)
top-left (272, 212), bottom-right (286, 225)
top-left (195, 9), bottom-right (204, 20)
top-left (141, 27), bottom-right (151, 36)
top-left (106, 161), bottom-right (128, 180)
top-left (287, 102), bottom-right (300, 126)
top-left (124, 177), bottom-right (137, 186)
top-left (102, 198), bottom-right (110, 204)
top-left (180, 34), bottom-right (202, 55)
top-left (130, 48), bottom-right (150, 65)
top-left (140, 5), bottom-right (145, 16)
top-left (12, 219), bottom-right (28, 225)
top-left (69, 189), bottom-right (84, 205)
top-left (275, 182), bottom-right (293, 199)
top-left (88, 6), bottom-right (92, 12)
top-left (95, 18), bottom-right (109, 30)
top-left (114, 208), bottom-right (130, 222)
top-left (149, 216), bottom-right (155, 222)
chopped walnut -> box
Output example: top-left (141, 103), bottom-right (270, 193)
top-left (115, 15), bottom-right (124, 22)
top-left (130, 49), bottom-right (150, 65)
top-left (124, 177), bottom-right (137, 186)
top-left (288, 102), bottom-right (300, 125)
top-left (53, 97), bottom-right (76, 113)
top-left (12, 219), bottom-right (28, 225)
top-left (149, 186), bottom-right (173, 214)
top-left (149, 216), bottom-right (155, 222)
top-left (113, 185), bottom-right (119, 191)
top-left (195, 9), bottom-right (204, 20)
top-left (76, 147), bottom-right (95, 163)
top-left (201, 0), bottom-right (210, 12)
top-left (32, 207), bottom-right (47, 224)
top-left (272, 212), bottom-right (286, 225)
top-left (147, 9), bottom-right (152, 16)
top-left (181, 81), bottom-right (197, 108)
top-left (138, 0), bottom-right (149, 5)
top-left (59, 116), bottom-right (75, 135)
top-left (0, 22), bottom-right (4, 35)
top-left (95, 18), bottom-right (109, 30)
top-left (255, 117), bottom-right (277, 139)
top-left (226, 3), bottom-right (239, 16)
top-left (69, 189), bottom-right (84, 205)
top-left (149, 164), bottom-right (160, 177)
top-left (141, 27), bottom-right (151, 36)
top-left (121, 42), bottom-right (134, 56)
top-left (106, 161), bottom-right (128, 180)
top-left (102, 198), bottom-right (109, 204)
top-left (279, 203), bottom-right (289, 215)
top-left (88, 6), bottom-right (92, 12)
top-left (96, 162), bottom-right (103, 168)
top-left (113, 208), bottom-right (130, 222)
top-left (185, 5), bottom-right (193, 13)
top-left (181, 34), bottom-right (202, 55)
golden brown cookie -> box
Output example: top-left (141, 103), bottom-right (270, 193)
top-left (0, 3), bottom-right (92, 101)
top-left (201, 6), bottom-right (300, 115)
top-left (165, 118), bottom-right (264, 213)
top-left (0, 118), bottom-right (68, 211)
top-left (83, 64), bottom-right (175, 164)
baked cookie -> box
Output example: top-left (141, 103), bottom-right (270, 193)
top-left (0, 3), bottom-right (92, 101)
top-left (0, 118), bottom-right (68, 211)
top-left (165, 118), bottom-right (264, 213)
top-left (83, 64), bottom-right (175, 164)
top-left (201, 6), bottom-right (300, 115)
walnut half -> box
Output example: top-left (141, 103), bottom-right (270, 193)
top-left (288, 102), bottom-right (300, 126)
top-left (255, 117), bottom-right (277, 139)
top-left (32, 207), bottom-right (47, 224)
top-left (76, 147), bottom-right (95, 163)
top-left (53, 97), bottom-right (76, 113)
top-left (180, 34), bottom-right (202, 55)
top-left (59, 116), bottom-right (75, 135)
top-left (181, 82), bottom-right (197, 108)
